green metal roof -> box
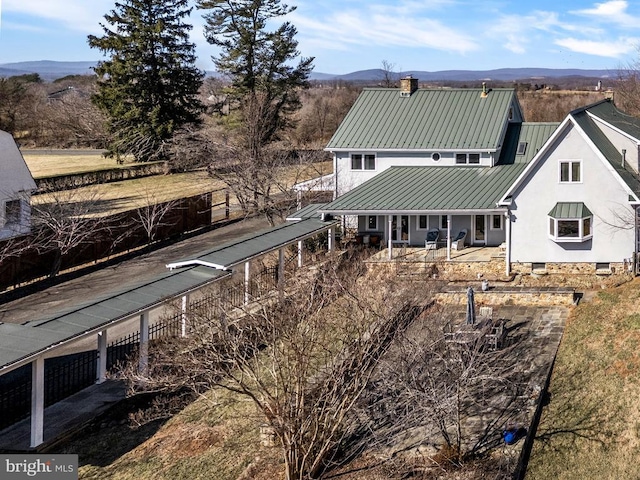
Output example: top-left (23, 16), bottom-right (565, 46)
top-left (0, 265), bottom-right (229, 372)
top-left (548, 202), bottom-right (592, 219)
top-left (322, 123), bottom-right (558, 213)
top-left (584, 99), bottom-right (640, 140)
top-left (326, 88), bottom-right (517, 151)
top-left (167, 218), bottom-right (338, 270)
top-left (286, 203), bottom-right (328, 221)
top-left (572, 109), bottom-right (640, 196)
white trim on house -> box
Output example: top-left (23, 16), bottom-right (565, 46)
top-left (586, 111), bottom-right (640, 146)
top-left (499, 116), bottom-right (640, 205)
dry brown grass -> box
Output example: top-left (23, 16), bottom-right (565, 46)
top-left (22, 151), bottom-right (137, 178)
top-left (526, 278), bottom-right (640, 479)
top-left (31, 161), bottom-right (333, 217)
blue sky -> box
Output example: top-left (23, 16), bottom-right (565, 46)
top-left (1, 0), bottom-right (639, 74)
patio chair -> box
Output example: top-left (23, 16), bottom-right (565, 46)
top-left (451, 228), bottom-right (468, 250)
top-left (424, 228), bottom-right (440, 250)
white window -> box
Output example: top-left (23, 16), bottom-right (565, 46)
top-left (455, 153), bottom-right (481, 164)
top-left (367, 215), bottom-right (378, 230)
top-left (417, 215), bottom-right (428, 230)
top-left (351, 153), bottom-right (376, 170)
top-left (440, 215), bottom-right (448, 229)
top-left (559, 160), bottom-right (581, 183)
top-left (548, 202), bottom-right (592, 242)
top-left (491, 214), bottom-right (503, 230)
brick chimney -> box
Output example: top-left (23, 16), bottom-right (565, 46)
top-left (400, 76), bottom-right (418, 97)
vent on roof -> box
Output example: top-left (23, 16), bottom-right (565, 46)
top-left (400, 76), bottom-right (418, 97)
top-left (516, 142), bottom-right (527, 155)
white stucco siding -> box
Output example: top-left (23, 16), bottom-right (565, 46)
top-left (590, 116), bottom-right (640, 174)
top-left (509, 125), bottom-right (635, 264)
top-left (334, 151), bottom-right (493, 196)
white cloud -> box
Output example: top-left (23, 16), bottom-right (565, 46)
top-left (573, 0), bottom-right (639, 28)
top-left (3, 0), bottom-right (111, 33)
top-left (555, 37), bottom-right (638, 58)
top-left (291, 7), bottom-right (478, 54)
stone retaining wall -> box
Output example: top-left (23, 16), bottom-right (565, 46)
top-left (435, 287), bottom-right (576, 307)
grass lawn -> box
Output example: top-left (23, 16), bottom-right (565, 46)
top-left (526, 278), bottom-right (640, 479)
top-left (70, 389), bottom-right (283, 480)
top-left (32, 171), bottom-right (225, 216)
top-left (22, 150), bottom-right (139, 178)
top-left (31, 161), bottom-right (333, 216)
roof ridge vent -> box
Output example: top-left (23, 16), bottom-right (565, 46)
top-left (400, 75), bottom-right (418, 97)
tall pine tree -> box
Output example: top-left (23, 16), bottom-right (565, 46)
top-left (198, 0), bottom-right (314, 222)
top-left (89, 0), bottom-right (204, 162)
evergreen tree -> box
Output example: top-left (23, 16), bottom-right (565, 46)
top-left (89, 0), bottom-right (204, 162)
top-left (198, 0), bottom-right (314, 146)
top-left (198, 0), bottom-right (314, 222)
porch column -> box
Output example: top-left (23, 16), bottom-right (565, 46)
top-left (97, 330), bottom-right (108, 384)
top-left (505, 210), bottom-right (512, 276)
top-left (447, 215), bottom-right (452, 261)
top-left (30, 355), bottom-right (45, 448)
top-left (388, 216), bottom-right (393, 260)
top-left (298, 240), bottom-right (304, 268)
top-left (278, 248), bottom-right (285, 296)
top-left (328, 226), bottom-right (335, 252)
top-left (181, 294), bottom-right (189, 338)
top-left (244, 260), bottom-right (251, 305)
top-left (139, 312), bottom-right (149, 375)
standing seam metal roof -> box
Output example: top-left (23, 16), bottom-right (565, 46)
top-left (572, 109), bottom-right (640, 196)
top-left (167, 218), bottom-right (338, 270)
top-left (0, 265), bottom-right (230, 372)
top-left (326, 88), bottom-right (517, 151)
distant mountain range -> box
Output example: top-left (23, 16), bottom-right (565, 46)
top-left (0, 60), bottom-right (620, 83)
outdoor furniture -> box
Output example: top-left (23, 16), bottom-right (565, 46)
top-left (451, 228), bottom-right (468, 250)
top-left (486, 320), bottom-right (506, 350)
top-left (425, 228), bottom-right (440, 250)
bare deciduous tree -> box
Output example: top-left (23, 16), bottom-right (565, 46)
top-left (380, 59), bottom-right (399, 88)
top-left (31, 188), bottom-right (114, 277)
top-left (132, 190), bottom-right (181, 246)
top-left (126, 257), bottom-right (426, 480)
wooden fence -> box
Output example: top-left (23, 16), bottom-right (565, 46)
top-left (0, 189), bottom-right (231, 292)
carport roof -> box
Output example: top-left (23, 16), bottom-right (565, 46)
top-left (0, 265), bottom-right (229, 372)
top-left (166, 217), bottom-right (338, 270)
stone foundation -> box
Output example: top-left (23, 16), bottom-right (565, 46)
top-left (366, 257), bottom-right (633, 290)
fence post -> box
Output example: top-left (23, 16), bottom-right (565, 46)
top-left (328, 226), bottom-right (335, 252)
top-left (298, 240), bottom-right (303, 268)
top-left (244, 261), bottom-right (250, 305)
top-left (30, 355), bottom-right (45, 448)
top-left (139, 312), bottom-right (149, 375)
top-left (181, 294), bottom-right (189, 337)
top-left (97, 330), bottom-right (108, 384)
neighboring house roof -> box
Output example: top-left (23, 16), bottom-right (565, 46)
top-left (322, 123), bottom-right (558, 213)
top-left (325, 88), bottom-right (518, 151)
top-left (0, 130), bottom-right (37, 194)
